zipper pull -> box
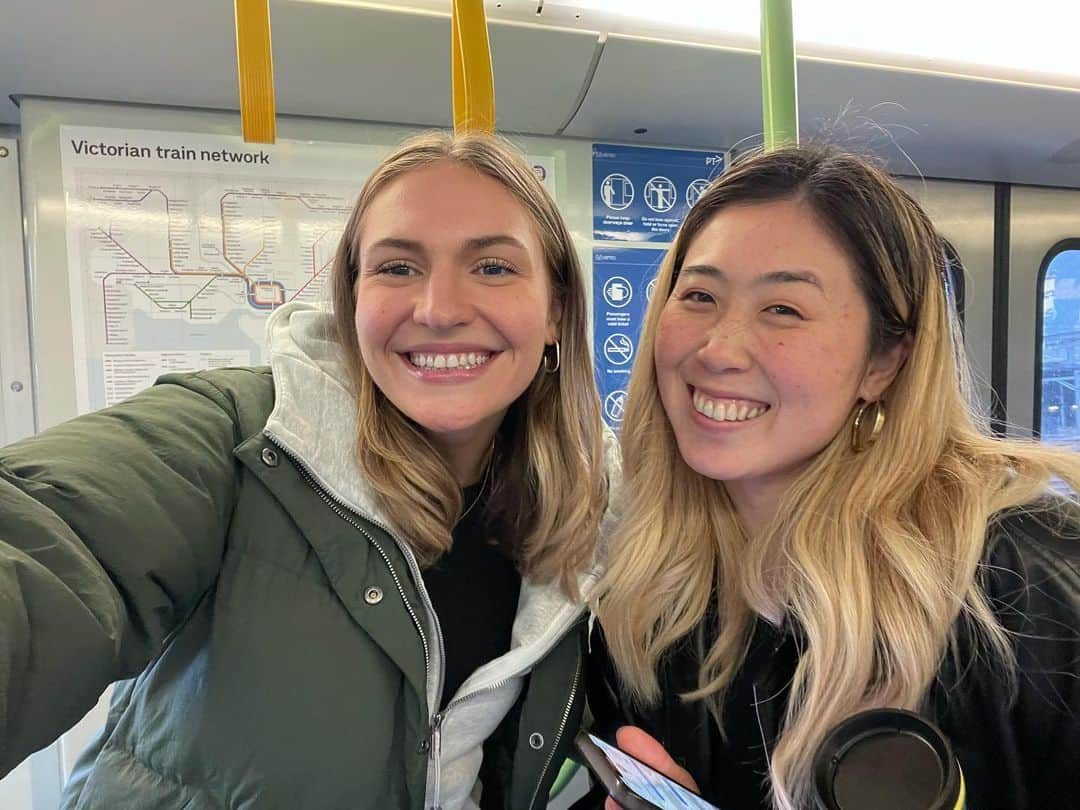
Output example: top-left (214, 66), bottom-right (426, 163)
top-left (429, 712), bottom-right (443, 760)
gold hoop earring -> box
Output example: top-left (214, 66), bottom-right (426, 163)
top-left (543, 340), bottom-right (560, 374)
top-left (851, 400), bottom-right (886, 453)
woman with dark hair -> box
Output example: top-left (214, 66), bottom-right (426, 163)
top-left (591, 145), bottom-right (1079, 809)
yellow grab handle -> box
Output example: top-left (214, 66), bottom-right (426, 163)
top-left (451, 0), bottom-right (495, 133)
top-left (234, 0), bottom-right (276, 143)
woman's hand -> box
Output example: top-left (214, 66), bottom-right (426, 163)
top-left (603, 725), bottom-right (701, 809)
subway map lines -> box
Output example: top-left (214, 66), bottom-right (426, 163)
top-left (80, 180), bottom-right (352, 345)
top-left (60, 126), bottom-right (384, 412)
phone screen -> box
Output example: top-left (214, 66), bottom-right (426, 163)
top-left (587, 734), bottom-right (720, 810)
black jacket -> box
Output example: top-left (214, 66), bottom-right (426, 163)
top-left (584, 501), bottom-right (1080, 809)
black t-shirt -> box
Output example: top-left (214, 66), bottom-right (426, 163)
top-left (422, 480), bottom-right (522, 710)
top-left (703, 619), bottom-right (798, 807)
top-left (586, 612), bottom-right (797, 809)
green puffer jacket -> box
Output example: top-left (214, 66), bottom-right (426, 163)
top-left (0, 304), bottom-right (616, 809)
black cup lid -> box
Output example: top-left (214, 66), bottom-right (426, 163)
top-left (812, 708), bottom-right (961, 810)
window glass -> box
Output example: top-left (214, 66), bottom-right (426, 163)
top-left (1038, 246), bottom-right (1080, 448)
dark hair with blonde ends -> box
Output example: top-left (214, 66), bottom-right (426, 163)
top-left (330, 131), bottom-right (607, 597)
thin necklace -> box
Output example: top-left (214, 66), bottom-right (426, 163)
top-left (458, 444), bottom-right (494, 524)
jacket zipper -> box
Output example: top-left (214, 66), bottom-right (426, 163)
top-left (527, 641), bottom-right (583, 810)
top-left (429, 711), bottom-right (443, 810)
top-left (265, 437), bottom-right (449, 807)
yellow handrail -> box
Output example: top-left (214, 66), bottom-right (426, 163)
top-left (234, 0), bottom-right (276, 143)
top-left (451, 0), bottom-right (495, 133)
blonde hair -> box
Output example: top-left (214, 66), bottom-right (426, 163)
top-left (330, 131), bottom-right (607, 597)
top-left (596, 145), bottom-right (1080, 808)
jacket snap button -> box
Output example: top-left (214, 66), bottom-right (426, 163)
top-left (528, 732), bottom-right (544, 750)
top-left (364, 586), bottom-right (384, 605)
top-left (260, 447), bottom-right (279, 467)
top-left (418, 738), bottom-right (429, 753)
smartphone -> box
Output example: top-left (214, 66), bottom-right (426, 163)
top-left (575, 732), bottom-right (720, 810)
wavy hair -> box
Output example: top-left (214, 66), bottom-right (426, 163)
top-left (330, 131), bottom-right (607, 597)
top-left (595, 145), bottom-right (1080, 807)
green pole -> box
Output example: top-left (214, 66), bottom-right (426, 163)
top-left (760, 0), bottom-right (798, 150)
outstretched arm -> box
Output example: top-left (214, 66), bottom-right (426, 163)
top-left (0, 374), bottom-right (242, 775)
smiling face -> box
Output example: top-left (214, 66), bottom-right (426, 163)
top-left (654, 198), bottom-right (906, 525)
top-left (353, 160), bottom-right (559, 475)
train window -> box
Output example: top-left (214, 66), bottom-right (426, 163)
top-left (1036, 241), bottom-right (1080, 446)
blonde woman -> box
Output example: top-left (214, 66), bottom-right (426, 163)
top-left (590, 146), bottom-right (1079, 809)
top-left (0, 131), bottom-right (613, 809)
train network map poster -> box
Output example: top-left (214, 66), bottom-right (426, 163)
top-left (60, 126), bottom-right (555, 413)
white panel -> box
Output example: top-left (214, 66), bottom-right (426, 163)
top-left (60, 690), bottom-right (112, 782)
top-left (0, 759), bottom-right (33, 809)
top-left (897, 178), bottom-right (996, 416)
top-left (0, 0), bottom-right (237, 124)
top-left (271, 3), bottom-right (601, 134)
top-left (564, 35), bottom-right (760, 150)
top-left (565, 34), bottom-right (1080, 186)
top-left (5, 0), bottom-right (1080, 185)
top-left (0, 134), bottom-right (60, 810)
top-left (269, 3), bottom-right (452, 128)
top-left (27, 749), bottom-right (63, 810)
top-left (489, 22), bottom-right (601, 134)
top-left (0, 745), bottom-right (64, 810)
top-left (1008, 187), bottom-right (1080, 436)
top-left (798, 60), bottom-right (1080, 187)
top-left (0, 134), bottom-right (75, 810)
top-left (0, 138), bottom-right (36, 443)
top-left (0, 1), bottom-right (598, 136)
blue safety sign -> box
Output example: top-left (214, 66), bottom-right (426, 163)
top-left (593, 247), bottom-right (667, 429)
top-left (593, 143), bottom-right (725, 243)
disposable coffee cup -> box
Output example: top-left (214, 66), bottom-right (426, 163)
top-left (812, 708), bottom-right (965, 810)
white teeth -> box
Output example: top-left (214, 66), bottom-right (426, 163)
top-left (692, 391), bottom-right (769, 423)
top-left (409, 352), bottom-right (491, 370)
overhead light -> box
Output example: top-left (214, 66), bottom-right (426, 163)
top-left (289, 1), bottom-right (1080, 89)
top-left (541, 0), bottom-right (1080, 88)
top-left (289, 0), bottom-right (452, 17)
top-left (547, 0), bottom-right (758, 34)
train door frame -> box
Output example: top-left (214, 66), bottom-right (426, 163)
top-left (0, 136), bottom-right (35, 445)
top-left (897, 177), bottom-right (996, 418)
top-left (1007, 187), bottom-right (1080, 437)
top-left (0, 134), bottom-right (64, 810)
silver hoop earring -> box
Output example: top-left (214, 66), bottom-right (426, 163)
top-left (543, 340), bottom-right (560, 374)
